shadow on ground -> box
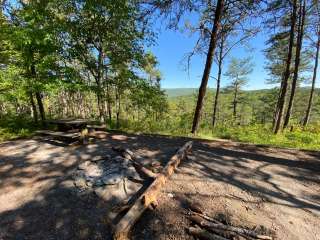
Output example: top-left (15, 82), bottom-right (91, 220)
top-left (0, 133), bottom-right (319, 239)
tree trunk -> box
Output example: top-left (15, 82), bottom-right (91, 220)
top-left (35, 91), bottom-right (45, 123)
top-left (29, 91), bottom-right (38, 124)
top-left (233, 83), bottom-right (238, 123)
top-left (31, 64), bottom-right (46, 123)
top-left (273, 0), bottom-right (297, 134)
top-left (116, 87), bottom-right (121, 129)
top-left (62, 91), bottom-right (68, 118)
top-left (96, 48), bottom-right (105, 123)
top-left (272, 72), bottom-right (285, 127)
top-left (191, 0), bottom-right (224, 134)
top-left (70, 92), bottom-right (75, 117)
top-left (303, 28), bottom-right (320, 126)
top-left (106, 84), bottom-right (112, 122)
top-left (283, 0), bottom-right (306, 129)
top-left (96, 91), bottom-right (105, 123)
top-left (212, 37), bottom-right (224, 128)
top-left (108, 101), bottom-right (112, 122)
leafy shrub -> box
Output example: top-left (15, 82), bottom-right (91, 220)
top-left (0, 115), bottom-right (38, 142)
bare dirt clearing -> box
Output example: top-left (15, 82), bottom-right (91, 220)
top-left (0, 133), bottom-right (319, 240)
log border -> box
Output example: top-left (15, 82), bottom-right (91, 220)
top-left (112, 141), bottom-right (193, 240)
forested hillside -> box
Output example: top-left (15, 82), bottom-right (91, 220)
top-left (1, 0), bottom-right (320, 150)
top-left (164, 88), bottom-right (198, 98)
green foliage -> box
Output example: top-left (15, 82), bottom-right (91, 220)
top-left (114, 88), bottom-right (320, 151)
top-left (0, 0), bottom-right (165, 126)
top-left (264, 1), bottom-right (313, 85)
top-left (207, 124), bottom-right (320, 151)
top-left (0, 115), bottom-right (39, 142)
top-left (224, 57), bottom-right (254, 86)
top-left (0, 0), bottom-right (319, 153)
top-left (113, 118), bottom-right (320, 151)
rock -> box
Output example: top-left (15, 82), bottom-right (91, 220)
top-left (78, 161), bottom-right (91, 170)
top-left (93, 179), bottom-right (105, 187)
top-left (104, 167), bottom-right (121, 176)
top-left (90, 156), bottom-right (104, 162)
top-left (84, 164), bottom-right (103, 178)
top-left (121, 178), bottom-right (143, 196)
top-left (73, 149), bottom-right (146, 216)
top-left (168, 193), bottom-right (174, 198)
top-left (91, 154), bottom-right (111, 162)
top-left (85, 175), bottom-right (95, 183)
top-left (96, 161), bottom-right (107, 169)
top-left (73, 172), bottom-right (88, 189)
top-left (94, 178), bottom-right (143, 205)
top-left (187, 155), bottom-right (196, 161)
top-left (123, 166), bottom-right (141, 180)
top-left (74, 178), bottom-right (87, 189)
top-left (114, 156), bottom-right (125, 163)
top-left (86, 181), bottom-right (93, 188)
top-left (94, 183), bottom-right (127, 205)
top-left (102, 173), bottom-right (123, 185)
top-left (119, 159), bottom-right (132, 170)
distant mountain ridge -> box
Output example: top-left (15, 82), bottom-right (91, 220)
top-left (162, 88), bottom-right (267, 98)
top-left (163, 88), bottom-right (198, 98)
top-left (163, 87), bottom-right (319, 98)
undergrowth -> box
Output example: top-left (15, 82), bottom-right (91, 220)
top-left (0, 115), bottom-right (38, 142)
top-left (1, 116), bottom-right (319, 151)
top-left (118, 120), bottom-right (320, 151)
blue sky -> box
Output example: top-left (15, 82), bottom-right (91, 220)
top-left (150, 24), bottom-right (319, 90)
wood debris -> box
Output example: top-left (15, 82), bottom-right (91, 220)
top-left (186, 203), bottom-right (274, 240)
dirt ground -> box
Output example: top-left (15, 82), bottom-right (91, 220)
top-left (0, 132), bottom-right (319, 240)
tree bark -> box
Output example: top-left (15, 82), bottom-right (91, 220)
top-left (29, 91), bottom-right (38, 124)
top-left (283, 0), bottom-right (306, 129)
top-left (303, 28), bottom-right (320, 126)
top-left (272, 73), bottom-right (285, 127)
top-left (62, 91), bottom-right (68, 117)
top-left (96, 91), bottom-right (105, 123)
top-left (212, 37), bottom-right (225, 128)
top-left (96, 47), bottom-right (105, 123)
top-left (30, 64), bottom-right (46, 123)
top-left (115, 87), bottom-right (121, 129)
top-left (273, 0), bottom-right (297, 134)
top-left (108, 101), bottom-right (112, 122)
top-left (232, 83), bottom-right (239, 123)
top-left (106, 84), bottom-right (112, 122)
top-left (191, 0), bottom-right (224, 134)
top-left (35, 91), bottom-right (45, 123)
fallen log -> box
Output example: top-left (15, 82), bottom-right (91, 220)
top-left (185, 200), bottom-right (224, 225)
top-left (112, 147), bottom-right (157, 179)
top-left (112, 147), bottom-right (135, 160)
top-left (189, 211), bottom-right (221, 224)
top-left (187, 201), bottom-right (204, 214)
top-left (186, 210), bottom-right (238, 239)
top-left (113, 141), bottom-right (193, 240)
top-left (190, 215), bottom-right (273, 240)
top-left (188, 227), bottom-right (229, 240)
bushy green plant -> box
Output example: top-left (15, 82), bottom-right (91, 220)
top-left (0, 115), bottom-right (39, 142)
